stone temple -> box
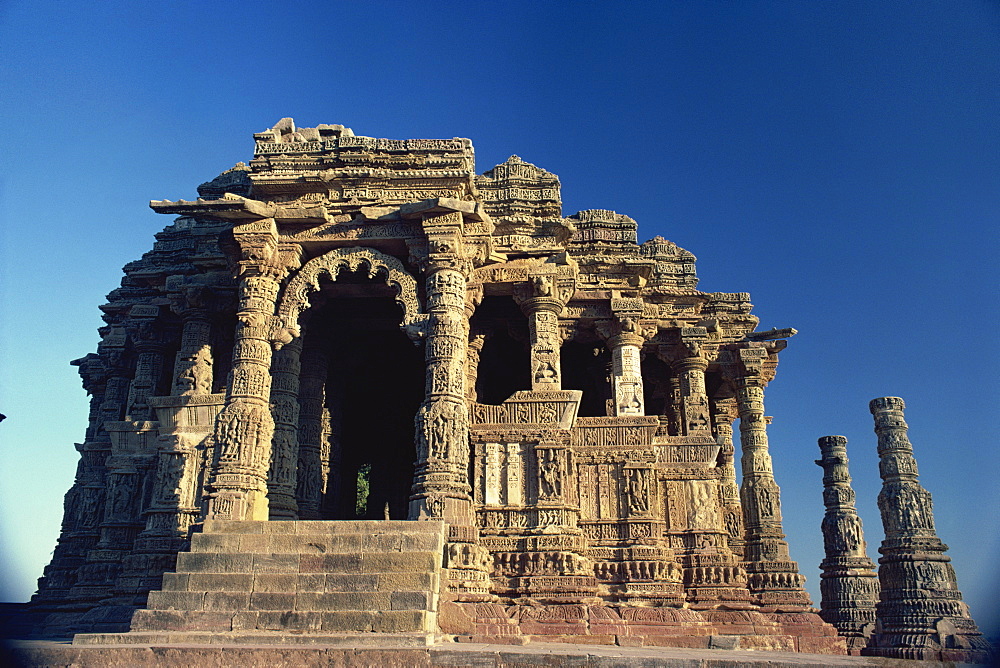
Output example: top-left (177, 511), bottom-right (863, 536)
top-left (18, 119), bottom-right (989, 659)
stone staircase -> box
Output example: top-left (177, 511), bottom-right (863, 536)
top-left (73, 519), bottom-right (447, 647)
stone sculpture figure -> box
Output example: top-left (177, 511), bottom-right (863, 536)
top-left (865, 398), bottom-right (991, 663)
top-left (815, 435), bottom-right (878, 655)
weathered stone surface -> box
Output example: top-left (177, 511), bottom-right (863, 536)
top-left (863, 397), bottom-right (993, 663)
top-left (6, 639), bottom-right (959, 667)
top-left (21, 120), bottom-right (983, 658)
top-left (815, 435), bottom-right (878, 654)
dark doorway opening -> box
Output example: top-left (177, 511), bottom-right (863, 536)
top-left (560, 340), bottom-right (612, 417)
top-left (336, 326), bottom-right (423, 519)
top-left (470, 296), bottom-right (530, 405)
top-left (301, 271), bottom-right (424, 520)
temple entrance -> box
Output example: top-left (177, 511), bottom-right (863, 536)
top-left (298, 270), bottom-right (424, 520)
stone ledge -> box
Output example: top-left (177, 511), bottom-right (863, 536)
top-left (70, 631), bottom-right (439, 646)
top-left (5, 639), bottom-right (958, 667)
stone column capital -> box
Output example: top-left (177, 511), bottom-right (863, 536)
top-left (608, 332), bottom-right (645, 349)
top-left (516, 294), bottom-right (566, 316)
top-left (671, 354), bottom-right (708, 374)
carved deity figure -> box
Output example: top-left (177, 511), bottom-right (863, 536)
top-left (270, 431), bottom-right (296, 483)
top-left (758, 487), bottom-right (774, 517)
top-left (725, 510), bottom-right (742, 538)
top-left (538, 450), bottom-right (562, 498)
top-left (107, 475), bottom-right (133, 520)
top-left (175, 346), bottom-right (213, 395)
top-left (155, 453), bottom-right (187, 503)
top-left (430, 405), bottom-right (450, 459)
top-left (626, 468), bottom-right (650, 514)
top-left (687, 480), bottom-right (718, 529)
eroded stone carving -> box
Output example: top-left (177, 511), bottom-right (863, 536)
top-left (815, 435), bottom-right (878, 655)
top-left (864, 398), bottom-right (991, 663)
top-left (35, 120), bottom-right (985, 658)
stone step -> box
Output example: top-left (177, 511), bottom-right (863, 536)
top-left (130, 608), bottom-right (432, 634)
top-left (73, 631), bottom-right (440, 646)
top-left (74, 520), bottom-right (449, 643)
top-left (161, 570), bottom-right (440, 594)
top-left (190, 530), bottom-right (444, 554)
top-left (201, 519), bottom-right (446, 535)
top-left (147, 589), bottom-right (436, 612)
top-left (174, 550), bottom-right (441, 575)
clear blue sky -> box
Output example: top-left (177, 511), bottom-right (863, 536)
top-left (1, 0), bottom-right (997, 636)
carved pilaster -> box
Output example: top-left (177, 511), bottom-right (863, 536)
top-left (712, 397), bottom-right (744, 558)
top-left (816, 435), bottom-right (878, 654)
top-left (296, 339), bottom-right (329, 519)
top-left (267, 335), bottom-right (302, 519)
top-left (729, 343), bottom-right (810, 610)
top-left (865, 398), bottom-right (991, 662)
top-left (124, 307), bottom-right (166, 421)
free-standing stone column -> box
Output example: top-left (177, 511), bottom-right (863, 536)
top-left (205, 219), bottom-right (285, 521)
top-left (866, 397), bottom-right (992, 662)
top-left (731, 344), bottom-right (811, 610)
top-left (296, 337), bottom-right (329, 519)
top-left (816, 435), bottom-right (878, 655)
top-left (465, 330), bottom-right (487, 401)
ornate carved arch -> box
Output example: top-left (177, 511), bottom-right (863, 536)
top-left (273, 246), bottom-right (426, 345)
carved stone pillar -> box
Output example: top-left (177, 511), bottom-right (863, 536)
top-left (516, 276), bottom-right (565, 390)
top-left (267, 336), bottom-right (302, 519)
top-left (608, 326), bottom-right (645, 416)
top-left (672, 329), bottom-right (711, 435)
top-left (205, 219), bottom-right (287, 521)
top-left (411, 268), bottom-right (472, 522)
top-left (865, 398), bottom-right (991, 662)
top-left (296, 339), bottom-right (328, 519)
top-left (730, 344), bottom-right (810, 610)
top-left (320, 377), bottom-right (342, 519)
top-left (410, 210), bottom-right (492, 601)
top-left (124, 307), bottom-right (166, 421)
top-left (815, 435), bottom-right (878, 654)
top-left (712, 397), bottom-right (744, 559)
